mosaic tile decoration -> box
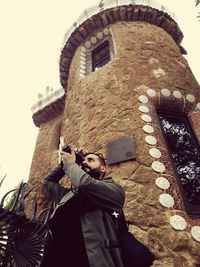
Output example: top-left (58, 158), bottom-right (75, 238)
top-left (138, 88), bottom-right (200, 242)
top-left (79, 27), bottom-right (117, 77)
top-left (61, 0), bottom-right (177, 50)
top-left (31, 88), bottom-right (65, 114)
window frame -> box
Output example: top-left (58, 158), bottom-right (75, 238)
top-left (91, 40), bottom-right (110, 72)
top-left (157, 110), bottom-right (200, 218)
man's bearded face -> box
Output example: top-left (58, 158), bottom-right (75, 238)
top-left (81, 154), bottom-right (103, 180)
top-left (82, 165), bottom-right (102, 179)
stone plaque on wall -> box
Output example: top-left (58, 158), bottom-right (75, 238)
top-left (106, 136), bottom-right (136, 165)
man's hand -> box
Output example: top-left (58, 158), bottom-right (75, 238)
top-left (60, 146), bottom-right (76, 163)
top-left (77, 147), bottom-right (84, 154)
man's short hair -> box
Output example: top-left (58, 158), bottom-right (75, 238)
top-left (84, 152), bottom-right (106, 166)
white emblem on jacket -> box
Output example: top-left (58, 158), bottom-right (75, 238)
top-left (112, 211), bottom-right (119, 218)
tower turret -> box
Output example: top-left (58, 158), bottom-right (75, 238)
top-left (27, 1), bottom-right (200, 265)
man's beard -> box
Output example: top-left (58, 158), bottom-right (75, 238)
top-left (82, 165), bottom-right (101, 180)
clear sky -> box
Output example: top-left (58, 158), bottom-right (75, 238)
top-left (0, 0), bottom-right (200, 199)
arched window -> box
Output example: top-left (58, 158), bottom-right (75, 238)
top-left (157, 110), bottom-right (200, 218)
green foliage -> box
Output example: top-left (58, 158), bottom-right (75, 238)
top-left (4, 182), bottom-right (27, 212)
top-left (0, 180), bottom-right (47, 266)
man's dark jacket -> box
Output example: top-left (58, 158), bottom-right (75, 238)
top-left (40, 162), bottom-right (125, 267)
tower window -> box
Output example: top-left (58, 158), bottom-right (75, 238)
top-left (157, 111), bottom-right (200, 218)
top-left (81, 28), bottom-right (117, 77)
top-left (92, 41), bottom-right (110, 72)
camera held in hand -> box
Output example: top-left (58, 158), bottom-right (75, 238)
top-left (62, 145), bottom-right (84, 165)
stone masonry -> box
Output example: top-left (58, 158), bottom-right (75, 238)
top-left (26, 2), bottom-right (200, 266)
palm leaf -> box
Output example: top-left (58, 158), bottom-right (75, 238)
top-left (12, 222), bottom-right (47, 266)
top-left (17, 186), bottom-right (35, 213)
top-left (0, 189), bottom-right (17, 208)
top-left (0, 209), bottom-right (48, 266)
top-left (10, 182), bottom-right (25, 212)
top-left (0, 183), bottom-right (50, 267)
top-left (0, 174), bottom-right (7, 189)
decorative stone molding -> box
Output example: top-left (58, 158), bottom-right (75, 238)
top-left (159, 193), bottom-right (174, 208)
top-left (151, 161), bottom-right (166, 173)
top-left (170, 215), bottom-right (187, 230)
top-left (139, 106), bottom-right (149, 113)
top-left (139, 95), bottom-right (149, 103)
top-left (191, 226), bottom-right (200, 242)
top-left (186, 94), bottom-right (195, 103)
top-left (138, 87), bottom-right (200, 242)
top-left (60, 0), bottom-right (183, 88)
top-left (155, 177), bottom-right (170, 190)
top-left (31, 88), bottom-right (65, 114)
top-left (141, 114), bottom-right (152, 123)
top-left (145, 135), bottom-right (157, 145)
top-left (79, 27), bottom-right (117, 77)
top-left (62, 0), bottom-right (177, 49)
top-left (31, 88), bottom-right (65, 127)
top-left (161, 88), bottom-right (170, 97)
top-left (173, 90), bottom-right (182, 99)
top-left (149, 148), bottom-right (161, 159)
top-left (143, 125), bottom-right (154, 134)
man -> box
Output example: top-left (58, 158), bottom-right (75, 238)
top-left (40, 147), bottom-right (125, 267)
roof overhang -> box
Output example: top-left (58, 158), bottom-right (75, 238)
top-left (59, 1), bottom-right (183, 89)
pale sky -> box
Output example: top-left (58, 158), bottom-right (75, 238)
top-left (0, 0), bottom-right (200, 199)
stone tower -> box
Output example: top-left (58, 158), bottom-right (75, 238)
top-left (27, 0), bottom-right (200, 265)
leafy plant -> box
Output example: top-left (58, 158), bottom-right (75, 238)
top-left (0, 177), bottom-right (51, 266)
top-left (195, 0), bottom-right (200, 6)
top-left (4, 183), bottom-right (27, 212)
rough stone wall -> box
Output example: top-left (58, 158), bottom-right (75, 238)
top-left (27, 20), bottom-right (200, 266)
top-left (60, 21), bottom-right (200, 266)
top-left (25, 115), bottom-right (63, 218)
